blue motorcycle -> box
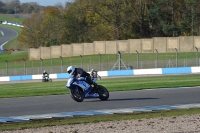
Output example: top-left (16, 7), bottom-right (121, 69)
top-left (66, 69), bottom-right (109, 102)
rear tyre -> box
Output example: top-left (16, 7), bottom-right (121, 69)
top-left (97, 85), bottom-right (109, 101)
top-left (70, 86), bottom-right (84, 102)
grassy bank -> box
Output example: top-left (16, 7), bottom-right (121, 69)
top-left (0, 14), bottom-right (25, 24)
top-left (0, 52), bottom-right (28, 62)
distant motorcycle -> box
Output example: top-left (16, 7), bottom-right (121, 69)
top-left (66, 69), bottom-right (109, 102)
top-left (42, 74), bottom-right (52, 82)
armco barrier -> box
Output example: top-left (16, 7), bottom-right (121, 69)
top-left (162, 67), bottom-right (192, 74)
top-left (2, 21), bottom-right (24, 27)
top-left (1, 67), bottom-right (200, 82)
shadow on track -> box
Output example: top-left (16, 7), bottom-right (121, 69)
top-left (86, 97), bottom-right (159, 102)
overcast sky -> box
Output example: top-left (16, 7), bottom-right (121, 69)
top-left (19, 0), bottom-right (74, 6)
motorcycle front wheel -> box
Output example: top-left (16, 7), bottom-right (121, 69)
top-left (70, 86), bottom-right (84, 102)
top-left (48, 78), bottom-right (52, 82)
top-left (96, 85), bottom-right (109, 101)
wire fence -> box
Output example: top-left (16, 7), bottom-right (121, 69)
top-left (0, 52), bottom-right (199, 76)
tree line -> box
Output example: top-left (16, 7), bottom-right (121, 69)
top-left (18, 0), bottom-right (200, 48)
top-left (0, 0), bottom-right (45, 14)
top-left (0, 0), bottom-right (70, 14)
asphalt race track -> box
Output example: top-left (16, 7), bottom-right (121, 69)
top-left (1, 86), bottom-right (200, 117)
top-left (0, 26), bottom-right (18, 50)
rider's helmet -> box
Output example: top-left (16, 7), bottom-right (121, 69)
top-left (67, 66), bottom-right (75, 75)
top-left (43, 70), bottom-right (46, 73)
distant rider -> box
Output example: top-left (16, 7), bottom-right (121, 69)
top-left (42, 70), bottom-right (49, 80)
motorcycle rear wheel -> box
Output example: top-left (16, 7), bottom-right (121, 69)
top-left (42, 79), bottom-right (45, 82)
top-left (96, 85), bottom-right (109, 101)
top-left (70, 86), bottom-right (84, 102)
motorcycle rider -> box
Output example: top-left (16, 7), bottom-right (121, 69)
top-left (67, 66), bottom-right (98, 96)
top-left (42, 70), bottom-right (49, 81)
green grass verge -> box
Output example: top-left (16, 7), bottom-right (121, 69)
top-left (0, 74), bottom-right (200, 98)
top-left (1, 108), bottom-right (200, 131)
top-left (0, 14), bottom-right (25, 24)
top-left (0, 52), bottom-right (28, 62)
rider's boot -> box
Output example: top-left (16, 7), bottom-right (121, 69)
top-left (90, 83), bottom-right (97, 94)
top-left (89, 83), bottom-right (99, 97)
top-left (92, 82), bottom-right (98, 89)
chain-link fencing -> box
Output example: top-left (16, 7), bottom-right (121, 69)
top-left (0, 52), bottom-right (199, 76)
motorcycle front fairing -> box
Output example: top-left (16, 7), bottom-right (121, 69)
top-left (66, 76), bottom-right (96, 98)
top-left (66, 76), bottom-right (91, 91)
top-left (43, 74), bottom-right (49, 81)
top-left (45, 76), bottom-right (48, 81)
